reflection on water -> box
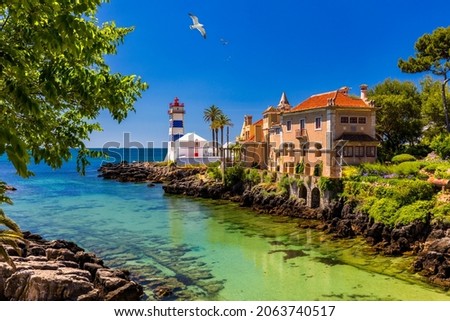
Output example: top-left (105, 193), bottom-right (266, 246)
top-left (1, 158), bottom-right (450, 300)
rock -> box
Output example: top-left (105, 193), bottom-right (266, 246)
top-left (4, 268), bottom-right (94, 300)
top-left (0, 233), bottom-right (144, 301)
top-left (104, 282), bottom-right (143, 301)
top-left (46, 248), bottom-right (77, 262)
top-left (153, 286), bottom-right (174, 300)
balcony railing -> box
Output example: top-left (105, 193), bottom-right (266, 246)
top-left (295, 128), bottom-right (307, 139)
top-left (282, 156), bottom-right (295, 163)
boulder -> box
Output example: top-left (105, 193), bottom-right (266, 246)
top-left (0, 233), bottom-right (144, 301)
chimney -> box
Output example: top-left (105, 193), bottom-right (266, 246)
top-left (244, 115), bottom-right (253, 126)
top-left (339, 86), bottom-right (349, 95)
top-left (360, 84), bottom-right (368, 102)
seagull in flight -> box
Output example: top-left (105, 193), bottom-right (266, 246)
top-left (188, 13), bottom-right (206, 39)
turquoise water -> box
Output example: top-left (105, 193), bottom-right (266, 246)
top-left (1, 151), bottom-right (449, 300)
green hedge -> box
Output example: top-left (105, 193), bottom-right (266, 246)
top-left (391, 154), bottom-right (416, 164)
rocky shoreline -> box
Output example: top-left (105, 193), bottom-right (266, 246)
top-left (98, 162), bottom-right (450, 290)
top-left (0, 231), bottom-right (143, 300)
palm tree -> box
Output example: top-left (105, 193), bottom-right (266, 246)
top-left (0, 209), bottom-right (23, 270)
top-left (203, 105), bottom-right (222, 156)
top-left (216, 113), bottom-right (233, 159)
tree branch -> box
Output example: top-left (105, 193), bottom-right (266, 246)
top-left (0, 13), bottom-right (10, 31)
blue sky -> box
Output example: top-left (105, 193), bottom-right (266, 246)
top-left (88, 0), bottom-right (450, 147)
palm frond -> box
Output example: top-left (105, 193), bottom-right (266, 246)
top-left (0, 209), bottom-right (21, 233)
top-left (0, 245), bottom-right (17, 270)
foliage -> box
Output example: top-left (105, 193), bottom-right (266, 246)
top-left (357, 161), bottom-right (427, 178)
top-left (216, 113), bottom-right (233, 157)
top-left (398, 26), bottom-right (450, 132)
top-left (295, 161), bottom-right (304, 174)
top-left (430, 133), bottom-right (450, 159)
top-left (391, 154), bottom-right (416, 164)
top-left (0, 209), bottom-right (23, 269)
top-left (318, 177), bottom-right (343, 192)
top-left (368, 199), bottom-right (432, 227)
top-left (1, 0), bottom-right (147, 268)
top-left (367, 79), bottom-right (422, 160)
top-left (1, 0), bottom-right (148, 177)
top-left (277, 175), bottom-right (291, 196)
top-left (245, 168), bottom-right (261, 186)
top-left (313, 162), bottom-right (322, 176)
top-left (422, 161), bottom-right (450, 179)
top-left (431, 201), bottom-right (450, 224)
top-left (342, 166), bottom-right (359, 180)
top-left (203, 106), bottom-right (232, 158)
top-left (420, 77), bottom-right (450, 140)
top-left (206, 162), bottom-right (222, 181)
top-left (224, 164), bottom-right (245, 188)
top-left (394, 161), bottom-right (428, 178)
top-left (0, 182), bottom-right (12, 205)
top-left (367, 198), bottom-right (401, 227)
top-left (403, 143), bottom-right (432, 159)
top-left (395, 200), bottom-right (433, 226)
top-left (342, 177), bottom-right (435, 226)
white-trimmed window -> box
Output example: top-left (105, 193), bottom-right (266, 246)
top-left (315, 117), bottom-right (322, 130)
top-left (358, 117), bottom-right (367, 124)
top-left (366, 146), bottom-right (376, 157)
top-left (286, 120), bottom-right (292, 132)
top-left (343, 146), bottom-right (353, 157)
top-left (355, 146), bottom-right (365, 157)
top-left (300, 118), bottom-right (306, 130)
top-left (340, 116), bottom-right (349, 123)
top-left (349, 117), bottom-right (358, 124)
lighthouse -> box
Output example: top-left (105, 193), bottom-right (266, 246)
top-left (166, 97), bottom-right (185, 162)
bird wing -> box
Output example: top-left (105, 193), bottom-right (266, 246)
top-left (197, 26), bottom-right (206, 39)
top-left (188, 13), bottom-right (199, 24)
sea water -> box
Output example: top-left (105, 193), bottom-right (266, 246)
top-left (0, 149), bottom-right (449, 300)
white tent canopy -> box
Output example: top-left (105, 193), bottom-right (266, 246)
top-left (178, 132), bottom-right (208, 142)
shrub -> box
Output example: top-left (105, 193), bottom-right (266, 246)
top-left (277, 174), bottom-right (291, 196)
top-left (431, 133), bottom-right (450, 159)
top-left (206, 163), bottom-right (222, 181)
top-left (342, 166), bottom-right (359, 180)
top-left (358, 163), bottom-right (392, 177)
top-left (318, 177), bottom-right (343, 192)
top-left (245, 168), bottom-right (261, 186)
top-left (224, 165), bottom-right (245, 188)
top-left (395, 200), bottom-right (433, 226)
top-left (404, 144), bottom-right (432, 158)
top-left (432, 201), bottom-right (450, 224)
top-left (423, 161), bottom-right (450, 178)
top-left (375, 179), bottom-right (434, 206)
top-left (270, 171), bottom-right (278, 183)
top-left (392, 161), bottom-right (426, 177)
top-left (368, 198), bottom-right (401, 226)
top-left (391, 154), bottom-right (416, 164)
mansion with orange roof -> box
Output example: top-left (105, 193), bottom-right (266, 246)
top-left (237, 85), bottom-right (378, 178)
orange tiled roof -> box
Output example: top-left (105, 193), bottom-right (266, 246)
top-left (290, 88), bottom-right (369, 112)
top-left (245, 135), bottom-right (255, 142)
top-left (253, 118), bottom-right (263, 126)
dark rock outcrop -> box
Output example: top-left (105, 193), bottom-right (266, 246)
top-left (98, 162), bottom-right (205, 183)
top-left (0, 232), bottom-right (143, 301)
